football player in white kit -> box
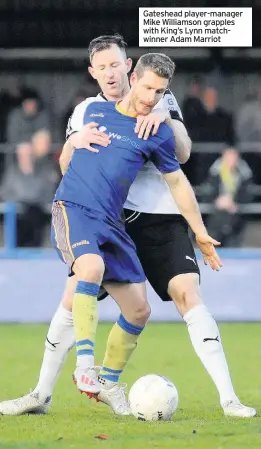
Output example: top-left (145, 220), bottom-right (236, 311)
top-left (0, 35), bottom-right (255, 418)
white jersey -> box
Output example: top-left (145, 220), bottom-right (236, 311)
top-left (66, 90), bottom-right (183, 215)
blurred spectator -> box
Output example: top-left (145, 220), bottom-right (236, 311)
top-left (184, 86), bottom-right (235, 185)
top-left (236, 80), bottom-right (261, 143)
top-left (0, 78), bottom-right (25, 184)
top-left (0, 78), bottom-right (24, 143)
top-left (32, 129), bottom-right (52, 161)
top-left (182, 76), bottom-right (205, 133)
top-left (201, 147), bottom-right (255, 247)
top-left (32, 129), bottom-right (60, 193)
top-left (189, 87), bottom-right (235, 145)
top-left (6, 89), bottom-right (50, 144)
top-left (0, 142), bottom-right (56, 247)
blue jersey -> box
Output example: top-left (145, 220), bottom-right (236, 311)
top-left (54, 101), bottom-right (180, 221)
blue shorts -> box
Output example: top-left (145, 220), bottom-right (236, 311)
top-left (51, 201), bottom-right (146, 284)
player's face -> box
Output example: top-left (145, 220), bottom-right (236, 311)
top-left (129, 70), bottom-right (169, 115)
top-left (88, 45), bottom-right (132, 100)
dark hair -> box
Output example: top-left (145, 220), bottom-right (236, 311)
top-left (21, 87), bottom-right (39, 102)
top-left (134, 53), bottom-right (175, 82)
top-left (88, 34), bottom-right (127, 63)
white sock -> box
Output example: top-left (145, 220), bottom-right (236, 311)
top-left (76, 355), bottom-right (94, 371)
top-left (33, 305), bottom-right (75, 401)
top-left (183, 304), bottom-right (237, 405)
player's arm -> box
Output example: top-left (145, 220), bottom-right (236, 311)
top-left (135, 89), bottom-right (191, 163)
top-left (163, 89), bottom-right (191, 163)
top-left (59, 100), bottom-right (110, 175)
top-left (151, 136), bottom-right (222, 271)
top-left (59, 122), bottom-right (110, 175)
top-left (59, 138), bottom-right (74, 175)
top-left (163, 170), bottom-right (222, 270)
top-left (164, 169), bottom-right (206, 236)
top-left (164, 116), bottom-right (191, 164)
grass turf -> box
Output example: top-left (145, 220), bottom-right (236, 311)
top-left (0, 323), bottom-right (259, 449)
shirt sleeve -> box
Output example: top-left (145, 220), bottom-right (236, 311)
top-left (150, 136), bottom-right (180, 174)
top-left (65, 97), bottom-right (97, 140)
top-left (156, 88), bottom-right (183, 121)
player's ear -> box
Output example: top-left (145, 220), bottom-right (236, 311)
top-left (88, 66), bottom-right (97, 80)
top-left (126, 58), bottom-right (133, 74)
top-left (130, 71), bottom-right (137, 87)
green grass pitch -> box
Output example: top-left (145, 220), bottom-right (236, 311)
top-left (0, 323), bottom-right (259, 449)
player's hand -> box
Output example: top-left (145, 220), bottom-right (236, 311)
top-left (135, 110), bottom-right (168, 140)
top-left (71, 122), bottom-right (111, 153)
top-left (195, 234), bottom-right (223, 271)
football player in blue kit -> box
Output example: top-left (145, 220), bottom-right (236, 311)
top-left (0, 37), bottom-right (255, 419)
top-left (51, 52), bottom-right (221, 401)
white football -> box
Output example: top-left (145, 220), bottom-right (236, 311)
top-left (129, 374), bottom-right (178, 421)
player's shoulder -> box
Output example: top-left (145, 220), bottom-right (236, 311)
top-left (156, 122), bottom-right (174, 141)
top-left (155, 88), bottom-right (183, 120)
top-left (73, 96), bottom-right (102, 114)
top-left (147, 123), bottom-right (174, 153)
top-left (84, 99), bottom-right (116, 114)
top-left (67, 95), bottom-right (107, 135)
top-left (155, 88), bottom-right (175, 109)
top-left (68, 97), bottom-right (97, 124)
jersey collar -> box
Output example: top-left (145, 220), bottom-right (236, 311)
top-left (115, 101), bottom-right (137, 118)
top-left (99, 92), bottom-right (137, 118)
top-left (99, 92), bottom-right (108, 101)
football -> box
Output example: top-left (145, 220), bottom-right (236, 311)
top-left (129, 374), bottom-right (178, 421)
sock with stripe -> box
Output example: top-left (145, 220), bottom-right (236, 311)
top-left (99, 314), bottom-right (145, 386)
top-left (72, 281), bottom-right (99, 370)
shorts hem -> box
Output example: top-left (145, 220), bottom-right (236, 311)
top-left (154, 269), bottom-right (200, 302)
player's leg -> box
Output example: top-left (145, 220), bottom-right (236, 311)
top-left (33, 276), bottom-right (76, 400)
top-left (0, 276), bottom-right (77, 416)
top-left (168, 273), bottom-right (256, 417)
top-left (71, 253), bottom-right (104, 395)
top-left (88, 225), bottom-right (149, 414)
top-left (52, 201), bottom-right (104, 394)
top-left (100, 281), bottom-right (150, 382)
top-left (0, 207), bottom-right (108, 415)
top-left (125, 212), bottom-right (256, 417)
top-left (100, 226), bottom-right (149, 386)
top-left (98, 281), bottom-right (150, 415)
top-left (35, 276), bottom-right (110, 403)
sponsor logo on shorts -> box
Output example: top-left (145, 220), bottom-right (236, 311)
top-left (72, 240), bottom-right (89, 249)
top-left (90, 113), bottom-right (104, 117)
top-left (185, 255), bottom-right (197, 265)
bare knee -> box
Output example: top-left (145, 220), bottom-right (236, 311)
top-left (105, 282), bottom-right (151, 326)
top-left (168, 273), bottom-right (202, 317)
top-left (124, 299), bottom-right (151, 327)
top-left (133, 300), bottom-right (151, 325)
top-left (72, 254), bottom-right (105, 284)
